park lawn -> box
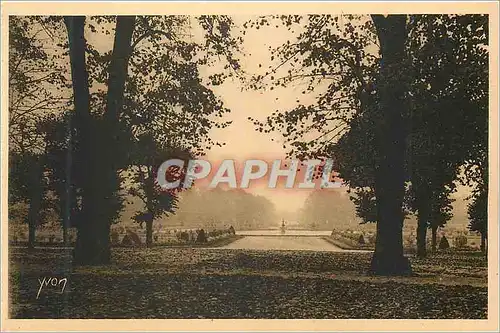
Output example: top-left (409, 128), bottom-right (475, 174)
top-left (8, 247), bottom-right (487, 319)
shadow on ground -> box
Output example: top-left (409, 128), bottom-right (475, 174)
top-left (8, 247), bottom-right (488, 319)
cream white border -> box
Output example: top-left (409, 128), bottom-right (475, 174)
top-left (1, 1), bottom-right (498, 332)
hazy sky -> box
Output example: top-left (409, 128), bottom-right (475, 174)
top-left (200, 16), bottom-right (330, 212)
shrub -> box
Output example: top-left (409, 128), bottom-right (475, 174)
top-left (358, 234), bottom-right (365, 245)
top-left (180, 231), bottom-right (189, 242)
top-left (121, 234), bottom-right (133, 246)
top-left (454, 235), bottom-right (468, 248)
top-left (196, 229), bottom-right (207, 243)
top-left (439, 235), bottom-right (450, 250)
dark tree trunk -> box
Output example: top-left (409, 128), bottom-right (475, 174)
top-left (480, 232), bottom-right (486, 253)
top-left (73, 211), bottom-right (111, 265)
top-left (416, 215), bottom-right (427, 258)
top-left (105, 16), bottom-right (136, 125)
top-left (95, 15), bottom-right (136, 255)
top-left (64, 16), bottom-right (105, 265)
top-left (369, 15), bottom-right (412, 276)
top-left (146, 216), bottom-right (153, 248)
top-left (27, 158), bottom-right (44, 250)
top-left (58, 184), bottom-right (76, 246)
top-left (431, 226), bottom-right (438, 253)
top-left (415, 194), bottom-right (430, 258)
top-left (58, 183), bottom-right (72, 247)
top-left (27, 211), bottom-right (37, 250)
top-left (60, 189), bottom-right (70, 246)
top-left (62, 222), bottom-right (68, 246)
top-left (63, 113), bottom-right (72, 247)
top-left (65, 16), bottom-right (135, 265)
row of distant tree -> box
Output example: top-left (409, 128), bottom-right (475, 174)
top-left (298, 188), bottom-right (480, 251)
top-left (124, 188), bottom-right (277, 230)
top-left (298, 190), bottom-right (357, 230)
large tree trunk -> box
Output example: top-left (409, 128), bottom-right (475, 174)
top-left (65, 16), bottom-right (135, 265)
top-left (369, 15), bottom-right (412, 276)
top-left (64, 16), bottom-right (106, 265)
top-left (95, 15), bottom-right (136, 256)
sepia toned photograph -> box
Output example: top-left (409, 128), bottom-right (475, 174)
top-left (1, 1), bottom-right (498, 331)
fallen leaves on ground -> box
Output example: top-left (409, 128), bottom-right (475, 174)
top-left (8, 247), bottom-right (487, 319)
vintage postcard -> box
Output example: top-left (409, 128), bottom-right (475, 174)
top-left (1, 1), bottom-right (499, 331)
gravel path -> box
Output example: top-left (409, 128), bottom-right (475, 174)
top-left (236, 230), bottom-right (333, 236)
top-left (221, 236), bottom-right (344, 251)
